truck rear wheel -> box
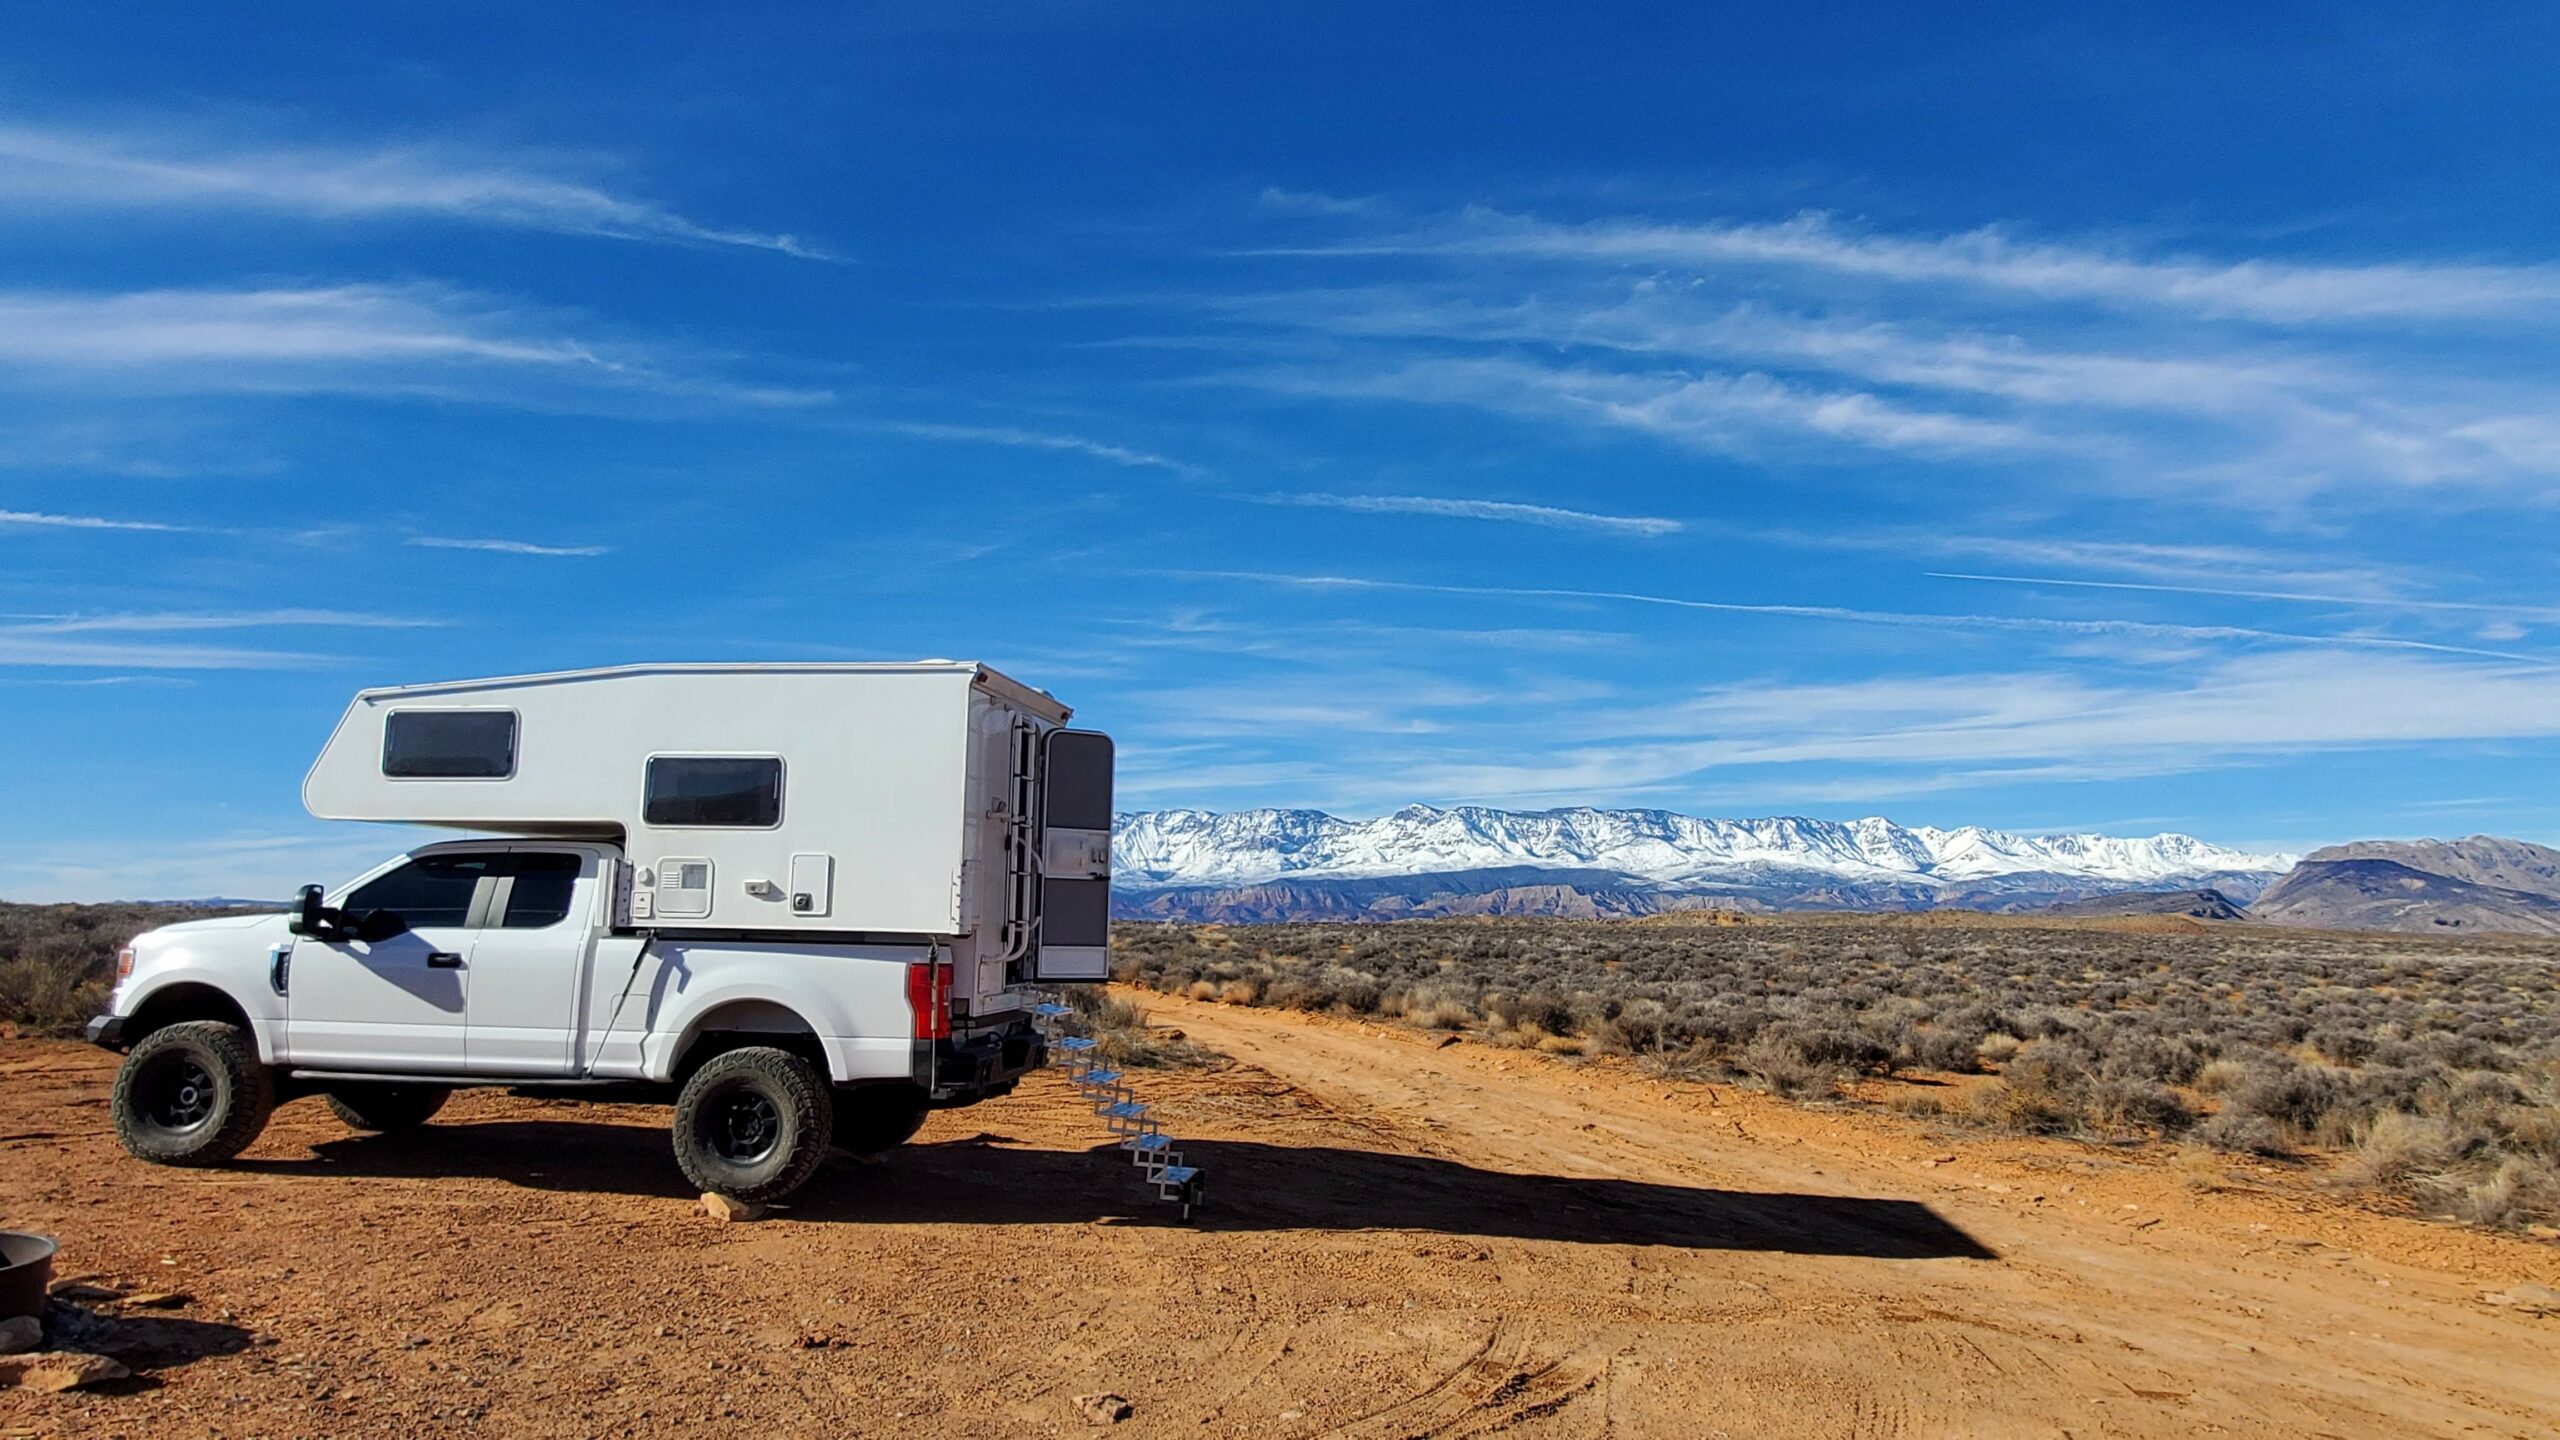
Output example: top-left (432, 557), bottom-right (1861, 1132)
top-left (672, 1047), bottom-right (834, 1203)
top-left (325, 1083), bottom-right (451, 1132)
top-left (832, 1087), bottom-right (931, 1156)
top-left (111, 1020), bottom-right (275, 1166)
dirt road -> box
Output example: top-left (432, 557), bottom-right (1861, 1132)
top-left (4, 997), bottom-right (2555, 1438)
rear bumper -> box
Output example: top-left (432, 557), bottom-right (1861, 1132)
top-left (83, 1014), bottom-right (126, 1050)
top-left (923, 1019), bottom-right (1045, 1104)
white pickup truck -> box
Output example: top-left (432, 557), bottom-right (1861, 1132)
top-left (84, 662), bottom-right (1113, 1203)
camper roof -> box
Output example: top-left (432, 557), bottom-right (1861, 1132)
top-left (347, 660), bottom-right (1070, 722)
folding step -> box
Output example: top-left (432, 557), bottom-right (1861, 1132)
top-left (1028, 985), bottom-right (1206, 1222)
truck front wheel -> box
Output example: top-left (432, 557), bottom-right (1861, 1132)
top-left (672, 1047), bottom-right (834, 1203)
top-left (325, 1084), bottom-right (451, 1132)
top-left (111, 1020), bottom-right (275, 1166)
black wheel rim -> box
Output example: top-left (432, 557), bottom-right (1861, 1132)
top-left (139, 1052), bottom-right (218, 1133)
top-left (707, 1087), bottom-right (781, 1165)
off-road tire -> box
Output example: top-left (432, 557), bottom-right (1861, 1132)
top-left (325, 1084), bottom-right (451, 1133)
top-left (111, 1020), bottom-right (275, 1166)
top-left (831, 1087), bottom-right (931, 1156)
top-left (672, 1047), bottom-right (834, 1204)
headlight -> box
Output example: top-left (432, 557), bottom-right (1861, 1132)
top-left (116, 945), bottom-right (136, 981)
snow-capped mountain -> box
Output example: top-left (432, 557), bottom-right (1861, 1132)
top-left (1110, 806), bottom-right (2294, 921)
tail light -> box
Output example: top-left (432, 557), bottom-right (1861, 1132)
top-left (906, 959), bottom-right (952, 1042)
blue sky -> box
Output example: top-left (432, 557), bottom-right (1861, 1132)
top-left (3, 3), bottom-right (2558, 898)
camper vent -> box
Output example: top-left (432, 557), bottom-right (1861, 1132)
top-left (657, 857), bottom-right (713, 919)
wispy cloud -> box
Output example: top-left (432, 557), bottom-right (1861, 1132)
top-left (0, 508), bottom-right (188, 532)
top-left (409, 536), bottom-right (610, 557)
top-left (0, 123), bottom-right (827, 258)
top-left (0, 635), bottom-right (330, 669)
top-left (1251, 491), bottom-right (1680, 536)
top-left (1198, 205), bottom-right (2560, 501)
top-left (878, 421), bottom-right (1199, 474)
top-left (0, 283), bottom-right (830, 408)
top-left (1926, 571), bottom-right (2560, 625)
top-left (1168, 568), bottom-right (2552, 664)
top-left (1292, 207), bottom-right (2560, 324)
top-left (2, 608), bottom-right (436, 634)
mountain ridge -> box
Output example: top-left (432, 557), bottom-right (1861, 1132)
top-left (1111, 806), bottom-right (2293, 921)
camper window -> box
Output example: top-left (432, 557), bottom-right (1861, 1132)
top-left (383, 710), bottom-right (517, 779)
top-left (643, 756), bottom-right (783, 828)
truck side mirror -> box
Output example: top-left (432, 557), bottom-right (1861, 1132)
top-left (288, 884), bottom-right (328, 937)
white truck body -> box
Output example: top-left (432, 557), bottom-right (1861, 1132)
top-left (94, 661), bottom-right (1112, 1103)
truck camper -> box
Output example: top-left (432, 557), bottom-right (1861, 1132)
top-left (84, 662), bottom-right (1113, 1203)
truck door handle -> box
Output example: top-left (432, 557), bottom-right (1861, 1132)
top-left (426, 951), bottom-right (464, 969)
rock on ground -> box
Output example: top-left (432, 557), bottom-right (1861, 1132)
top-left (0, 1317), bottom-right (38, 1355)
top-left (699, 1192), bottom-right (767, 1224)
top-left (1073, 1391), bottom-right (1133, 1424)
top-left (0, 1351), bottom-right (129, 1392)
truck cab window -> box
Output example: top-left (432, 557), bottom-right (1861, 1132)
top-left (500, 853), bottom-right (582, 929)
top-left (643, 756), bottom-right (783, 827)
top-left (343, 854), bottom-right (500, 929)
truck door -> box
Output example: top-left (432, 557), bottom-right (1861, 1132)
top-left (461, 850), bottom-right (595, 1076)
top-left (288, 851), bottom-right (497, 1072)
top-left (1033, 729), bottom-right (1113, 982)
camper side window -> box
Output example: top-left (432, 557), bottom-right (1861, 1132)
top-left (643, 757), bottom-right (783, 828)
top-left (383, 710), bottom-right (517, 779)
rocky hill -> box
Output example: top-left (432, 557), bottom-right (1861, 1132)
top-left (2250, 838), bottom-right (2560, 937)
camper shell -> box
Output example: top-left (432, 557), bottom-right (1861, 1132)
top-left (301, 661), bottom-right (1113, 988)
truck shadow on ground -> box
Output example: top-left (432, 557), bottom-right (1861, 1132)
top-left (279, 1119), bottom-right (1994, 1260)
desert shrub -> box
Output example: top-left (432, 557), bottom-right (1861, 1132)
top-left (1965, 1050), bottom-right (2089, 1135)
top-left (2444, 1156), bottom-right (2560, 1228)
top-left (2195, 1110), bottom-right (2290, 1157)
top-left (1738, 1029), bottom-right (1841, 1098)
top-left (1636, 1039), bottom-right (1727, 1083)
top-left (2339, 1111), bottom-right (2464, 1189)
top-left (1899, 1024), bottom-right (1985, 1074)
top-left (2086, 1075), bottom-right (2197, 1136)
top-left (2224, 1062), bottom-right (2353, 1141)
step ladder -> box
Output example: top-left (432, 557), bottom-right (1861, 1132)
top-left (1031, 995), bottom-right (1206, 1221)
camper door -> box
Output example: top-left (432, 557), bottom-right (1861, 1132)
top-left (1033, 728), bottom-right (1113, 982)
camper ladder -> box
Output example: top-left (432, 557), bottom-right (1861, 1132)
top-left (1030, 994), bottom-right (1206, 1221)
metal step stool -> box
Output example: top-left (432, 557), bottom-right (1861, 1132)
top-left (1029, 988), bottom-right (1207, 1221)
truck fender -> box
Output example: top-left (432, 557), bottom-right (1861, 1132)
top-left (115, 971), bottom-right (284, 1065)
